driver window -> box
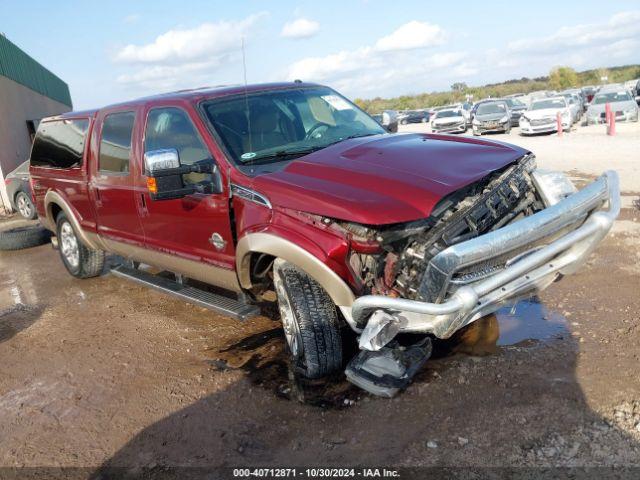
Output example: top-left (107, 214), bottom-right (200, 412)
top-left (144, 107), bottom-right (210, 184)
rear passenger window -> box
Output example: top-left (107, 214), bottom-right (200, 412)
top-left (99, 112), bottom-right (135, 173)
top-left (30, 119), bottom-right (89, 168)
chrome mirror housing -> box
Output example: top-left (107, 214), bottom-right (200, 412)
top-left (144, 149), bottom-right (180, 174)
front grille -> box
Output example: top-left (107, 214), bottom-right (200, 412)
top-left (416, 158), bottom-right (539, 302)
top-left (436, 121), bottom-right (462, 128)
top-left (531, 117), bottom-right (554, 126)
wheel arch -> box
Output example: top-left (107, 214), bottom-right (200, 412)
top-left (236, 232), bottom-right (356, 309)
top-left (43, 191), bottom-right (104, 250)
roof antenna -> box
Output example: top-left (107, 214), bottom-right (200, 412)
top-left (241, 37), bottom-right (253, 156)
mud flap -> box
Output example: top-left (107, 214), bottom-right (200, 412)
top-left (345, 337), bottom-right (432, 398)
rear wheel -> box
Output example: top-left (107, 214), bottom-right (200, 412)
top-left (273, 259), bottom-right (342, 379)
top-left (15, 192), bottom-right (36, 220)
top-left (56, 212), bottom-right (105, 278)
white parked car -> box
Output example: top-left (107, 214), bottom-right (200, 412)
top-left (519, 97), bottom-right (572, 135)
top-left (430, 109), bottom-right (467, 133)
top-left (560, 93), bottom-right (581, 123)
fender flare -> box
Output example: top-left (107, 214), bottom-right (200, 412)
top-left (236, 232), bottom-right (356, 308)
top-left (43, 191), bottom-right (105, 250)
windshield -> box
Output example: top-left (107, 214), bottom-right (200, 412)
top-left (593, 91), bottom-right (632, 104)
top-left (477, 103), bottom-right (507, 115)
top-left (435, 110), bottom-right (461, 118)
top-left (531, 98), bottom-right (566, 110)
top-left (201, 87), bottom-right (384, 165)
top-left (505, 98), bottom-right (525, 108)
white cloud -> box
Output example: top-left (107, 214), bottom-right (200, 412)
top-left (508, 10), bottom-right (640, 55)
top-left (112, 13), bottom-right (267, 91)
top-left (284, 21), bottom-right (468, 97)
top-left (114, 13), bottom-right (267, 65)
top-left (281, 18), bottom-right (320, 39)
top-left (375, 20), bottom-right (445, 51)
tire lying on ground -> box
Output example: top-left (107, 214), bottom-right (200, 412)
top-left (0, 221), bottom-right (52, 251)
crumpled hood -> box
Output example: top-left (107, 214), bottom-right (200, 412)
top-left (250, 133), bottom-right (529, 225)
top-left (432, 115), bottom-right (465, 125)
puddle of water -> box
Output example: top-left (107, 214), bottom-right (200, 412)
top-left (433, 298), bottom-right (568, 357)
top-left (208, 327), bottom-right (361, 409)
top-left (205, 298), bottom-right (568, 405)
top-left (495, 299), bottom-right (568, 346)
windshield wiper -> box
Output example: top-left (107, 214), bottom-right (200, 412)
top-left (336, 132), bottom-right (379, 142)
top-left (241, 146), bottom-right (327, 164)
top-left (240, 133), bottom-right (380, 165)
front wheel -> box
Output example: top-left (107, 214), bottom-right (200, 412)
top-left (56, 212), bottom-right (105, 278)
top-left (273, 259), bottom-right (342, 379)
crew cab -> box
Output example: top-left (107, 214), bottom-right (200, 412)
top-left (30, 82), bottom-right (619, 397)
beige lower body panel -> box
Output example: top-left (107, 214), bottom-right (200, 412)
top-left (100, 237), bottom-right (241, 293)
top-left (44, 191), bottom-right (241, 292)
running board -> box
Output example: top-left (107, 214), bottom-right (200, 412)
top-left (110, 265), bottom-right (260, 321)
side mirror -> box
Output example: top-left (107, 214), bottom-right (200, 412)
top-left (636, 96), bottom-right (640, 105)
top-left (144, 149), bottom-right (219, 201)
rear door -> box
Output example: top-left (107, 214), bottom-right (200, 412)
top-left (89, 108), bottom-right (145, 246)
top-left (136, 103), bottom-right (236, 269)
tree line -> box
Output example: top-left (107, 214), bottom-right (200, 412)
top-left (355, 64), bottom-right (640, 113)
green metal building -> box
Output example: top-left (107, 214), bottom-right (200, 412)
top-left (0, 34), bottom-right (72, 212)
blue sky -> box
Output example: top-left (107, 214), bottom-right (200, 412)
top-left (2, 0), bottom-right (639, 109)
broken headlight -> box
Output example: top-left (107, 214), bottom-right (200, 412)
top-left (531, 169), bottom-right (577, 207)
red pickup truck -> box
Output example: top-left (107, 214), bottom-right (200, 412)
top-left (30, 82), bottom-right (619, 397)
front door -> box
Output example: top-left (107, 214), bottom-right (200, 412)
top-left (91, 109), bottom-right (145, 246)
top-left (136, 105), bottom-right (236, 271)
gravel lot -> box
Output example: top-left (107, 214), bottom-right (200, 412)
top-left (0, 120), bottom-right (639, 478)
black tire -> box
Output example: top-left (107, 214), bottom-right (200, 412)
top-left (15, 192), bottom-right (37, 220)
top-left (56, 212), bottom-right (105, 278)
top-left (274, 261), bottom-right (342, 379)
top-left (0, 222), bottom-right (51, 251)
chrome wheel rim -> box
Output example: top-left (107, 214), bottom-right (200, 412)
top-left (273, 264), bottom-right (302, 360)
top-left (17, 195), bottom-right (31, 218)
top-left (60, 222), bottom-right (80, 269)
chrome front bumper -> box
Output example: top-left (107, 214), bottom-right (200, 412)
top-left (352, 171), bottom-right (620, 350)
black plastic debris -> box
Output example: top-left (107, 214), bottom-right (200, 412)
top-left (345, 337), bottom-right (433, 397)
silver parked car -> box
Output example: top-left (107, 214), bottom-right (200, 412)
top-left (4, 160), bottom-right (37, 219)
top-left (472, 100), bottom-right (511, 135)
top-left (585, 88), bottom-right (639, 125)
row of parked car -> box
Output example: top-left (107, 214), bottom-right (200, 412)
top-left (373, 80), bottom-right (640, 136)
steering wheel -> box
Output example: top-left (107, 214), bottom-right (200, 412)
top-left (305, 122), bottom-right (331, 140)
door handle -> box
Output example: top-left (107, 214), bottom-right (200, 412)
top-left (94, 187), bottom-right (103, 207)
top-left (139, 193), bottom-right (149, 216)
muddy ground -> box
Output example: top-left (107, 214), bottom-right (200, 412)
top-left (0, 195), bottom-right (639, 477)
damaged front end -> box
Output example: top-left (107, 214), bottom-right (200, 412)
top-left (335, 155), bottom-right (619, 396)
